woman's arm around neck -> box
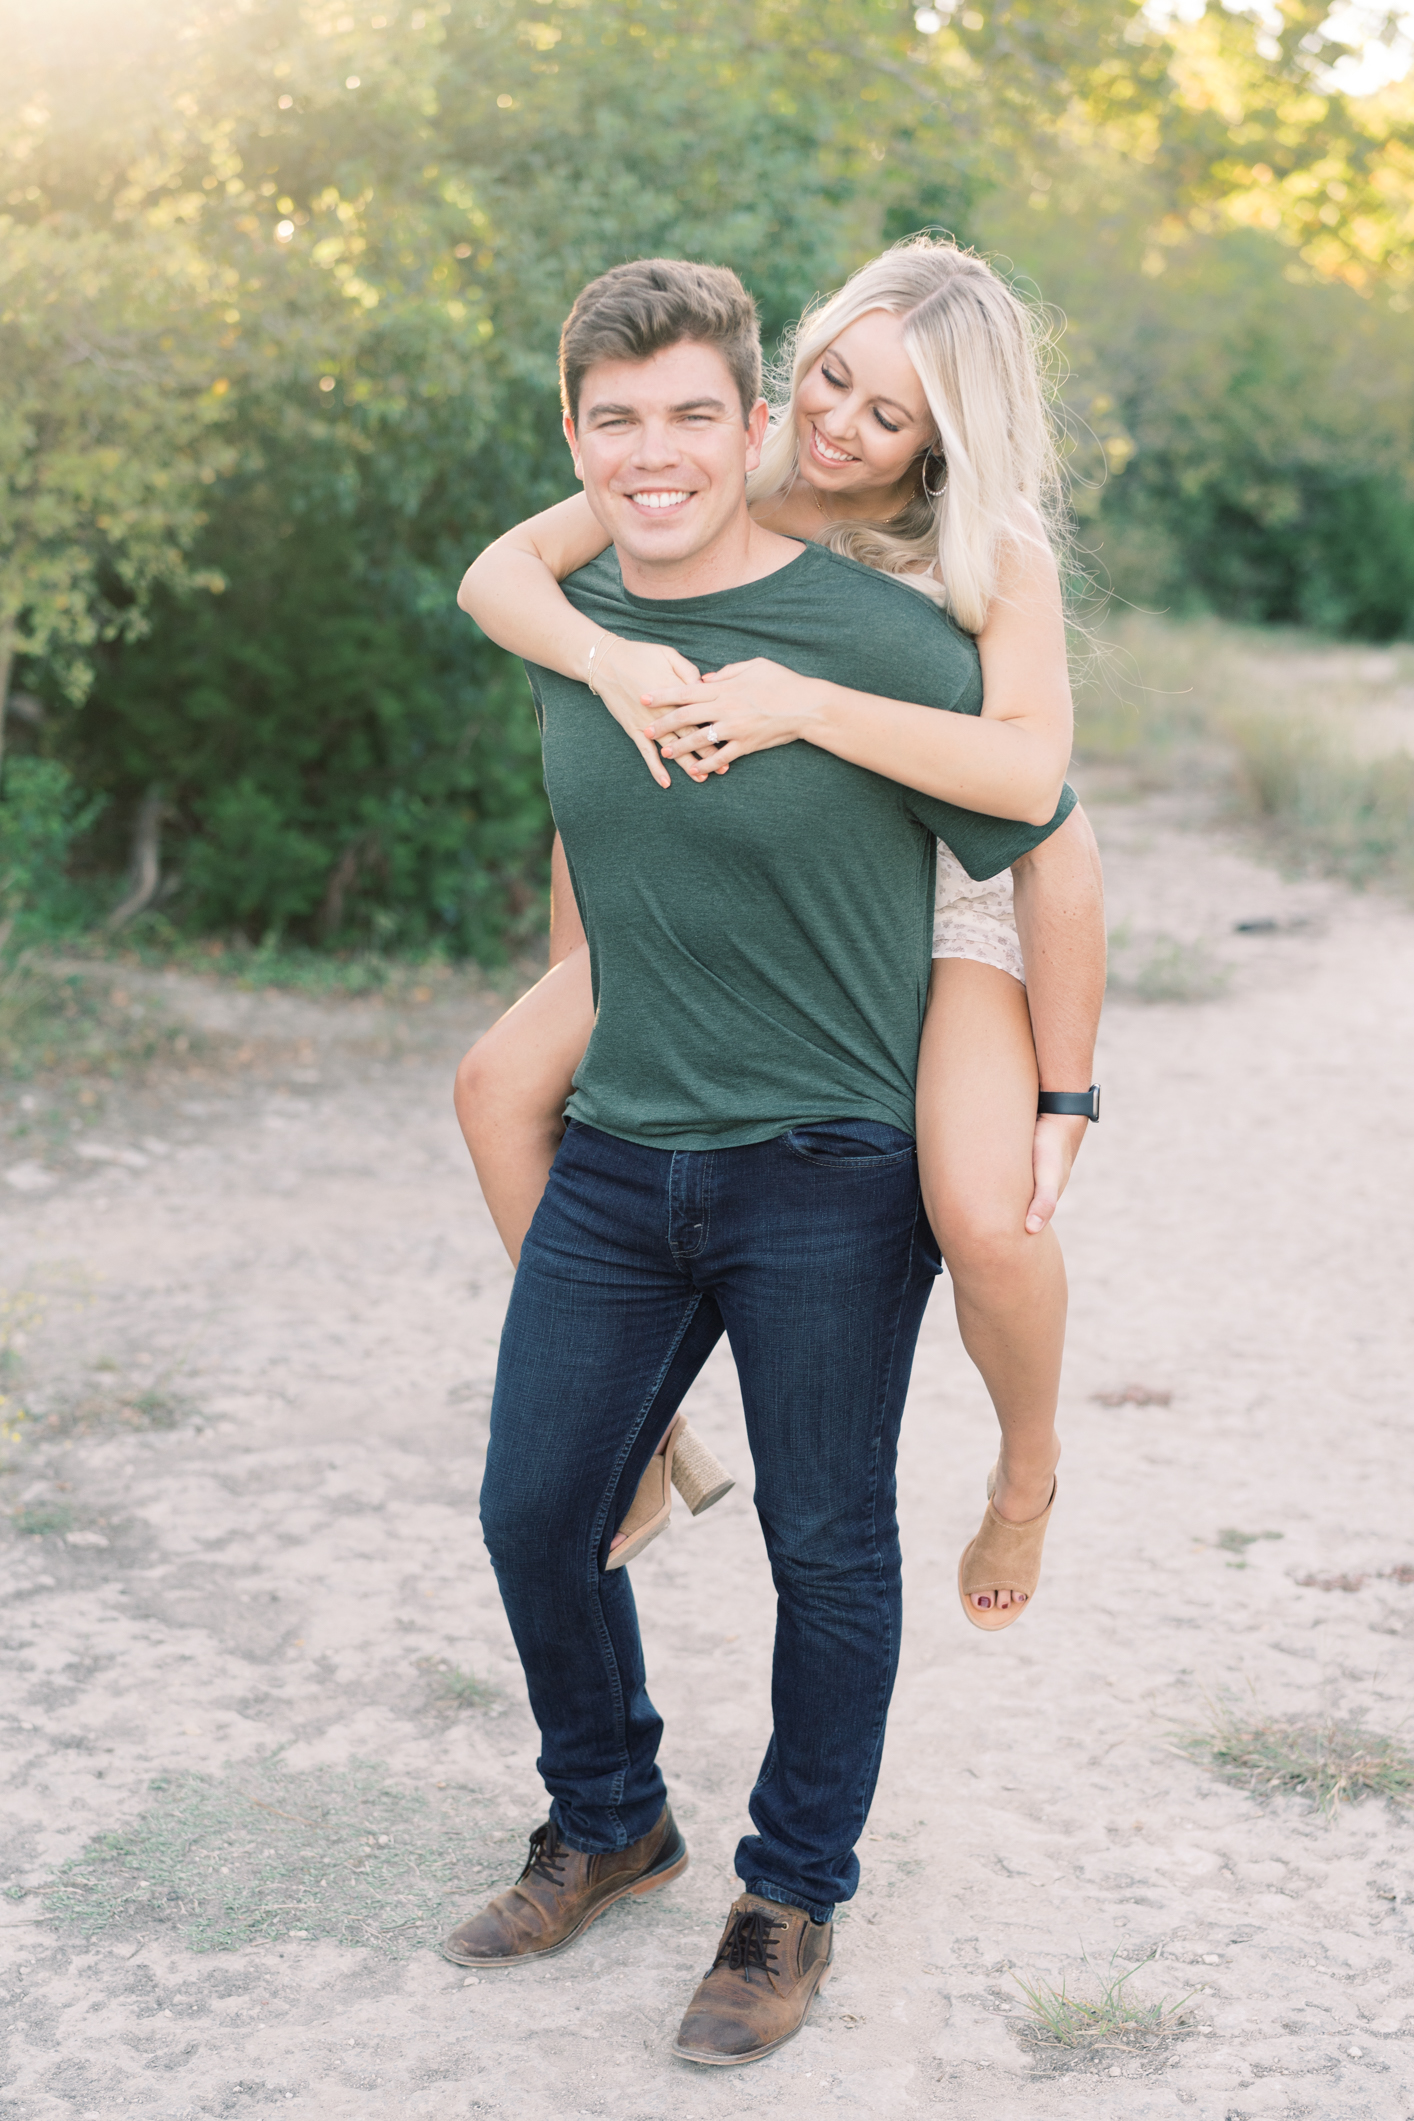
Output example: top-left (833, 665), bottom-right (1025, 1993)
top-left (970, 508), bottom-right (1073, 821)
top-left (643, 512), bottom-right (1073, 823)
top-left (458, 493), bottom-right (707, 789)
top-left (459, 492), bottom-right (613, 680)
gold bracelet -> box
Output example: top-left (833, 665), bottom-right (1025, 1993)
top-left (586, 632), bottom-right (614, 697)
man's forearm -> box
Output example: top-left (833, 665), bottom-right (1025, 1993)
top-left (1010, 804), bottom-right (1106, 1089)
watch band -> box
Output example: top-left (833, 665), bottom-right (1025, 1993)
top-left (1037, 1085), bottom-right (1100, 1122)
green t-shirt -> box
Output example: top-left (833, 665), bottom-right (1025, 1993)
top-left (527, 539), bottom-right (1074, 1150)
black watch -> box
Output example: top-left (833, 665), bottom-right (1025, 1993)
top-left (1037, 1085), bottom-right (1100, 1122)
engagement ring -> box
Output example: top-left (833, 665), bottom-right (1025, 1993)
top-left (705, 723), bottom-right (721, 745)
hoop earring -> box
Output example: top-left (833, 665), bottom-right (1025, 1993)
top-left (922, 447), bottom-right (947, 502)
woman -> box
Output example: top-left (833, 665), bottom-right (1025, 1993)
top-left (455, 237), bottom-right (1103, 1627)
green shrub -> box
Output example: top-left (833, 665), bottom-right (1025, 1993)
top-left (75, 492), bottom-right (554, 959)
top-left (1104, 464), bottom-right (1414, 644)
top-left (0, 757), bottom-right (104, 946)
top-left (982, 186), bottom-right (1414, 643)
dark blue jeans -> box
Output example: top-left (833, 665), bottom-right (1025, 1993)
top-left (479, 1117), bottom-right (939, 1924)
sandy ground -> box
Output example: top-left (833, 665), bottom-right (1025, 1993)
top-left (2, 779), bottom-right (1413, 2121)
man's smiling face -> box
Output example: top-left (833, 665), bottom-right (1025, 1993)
top-left (564, 340), bottom-right (769, 581)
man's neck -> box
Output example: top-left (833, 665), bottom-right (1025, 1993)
top-left (616, 512), bottom-right (803, 601)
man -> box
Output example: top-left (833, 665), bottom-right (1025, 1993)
top-left (443, 259), bottom-right (1103, 2064)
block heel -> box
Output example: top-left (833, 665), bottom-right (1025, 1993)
top-left (671, 1422), bottom-right (735, 1516)
top-left (605, 1418), bottom-right (736, 1571)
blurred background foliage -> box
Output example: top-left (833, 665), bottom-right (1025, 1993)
top-left (1, 0), bottom-right (1412, 958)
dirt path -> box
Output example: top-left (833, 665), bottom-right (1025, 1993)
top-left (2, 784), bottom-right (1412, 2120)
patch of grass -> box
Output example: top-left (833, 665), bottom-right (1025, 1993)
top-left (0, 955), bottom-right (204, 1084)
top-left (127, 1387), bottom-right (187, 1428)
top-left (74, 923), bottom-right (516, 1003)
top-left (1215, 1527), bottom-right (1283, 1569)
top-left (1225, 712), bottom-right (1414, 894)
top-left (1014, 1951), bottom-right (1197, 2052)
top-left (13, 1501), bottom-right (74, 1536)
top-left (417, 1656), bottom-right (499, 1713)
top-left (121, 927), bottom-right (427, 996)
top-left (45, 1758), bottom-right (502, 1955)
top-left (0, 1287), bottom-right (40, 1445)
top-left (1073, 631), bottom-right (1210, 769)
top-left (27, 1384), bottom-right (193, 1439)
top-left (1107, 926), bottom-right (1232, 1004)
top-left (1134, 936), bottom-right (1231, 1004)
top-left (1182, 1706), bottom-right (1414, 1814)
top-left (1075, 615), bottom-right (1414, 900)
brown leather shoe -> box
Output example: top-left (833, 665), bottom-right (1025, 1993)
top-left (671, 1892), bottom-right (833, 2065)
top-left (439, 1805), bottom-right (687, 1968)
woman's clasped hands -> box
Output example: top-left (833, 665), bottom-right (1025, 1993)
top-left (642, 659), bottom-right (824, 783)
top-left (587, 636), bottom-right (824, 787)
top-left (586, 636), bottom-right (709, 790)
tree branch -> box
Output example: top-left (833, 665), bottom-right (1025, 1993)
top-left (106, 784), bottom-right (165, 928)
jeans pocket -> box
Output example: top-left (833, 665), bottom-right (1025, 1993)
top-left (782, 1119), bottom-right (917, 1168)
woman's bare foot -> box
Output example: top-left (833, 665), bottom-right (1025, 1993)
top-left (969, 1439), bottom-right (1061, 1614)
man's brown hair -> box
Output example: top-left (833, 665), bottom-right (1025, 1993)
top-left (559, 258), bottom-right (762, 425)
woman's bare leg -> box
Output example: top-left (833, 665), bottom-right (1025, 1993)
top-left (453, 944), bottom-right (594, 1265)
top-left (917, 957), bottom-right (1064, 1614)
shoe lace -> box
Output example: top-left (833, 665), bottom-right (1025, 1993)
top-left (713, 1907), bottom-right (783, 1979)
top-left (518, 1822), bottom-right (570, 1888)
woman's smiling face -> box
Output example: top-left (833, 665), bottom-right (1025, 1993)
top-left (793, 307), bottom-right (936, 509)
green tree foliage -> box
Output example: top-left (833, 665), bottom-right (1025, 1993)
top-left (2, 0), bottom-right (1413, 950)
top-left (1115, 1), bottom-right (1414, 296)
top-left (0, 223), bottom-right (231, 770)
top-left (984, 162), bottom-right (1414, 636)
top-left (8, 0), bottom-right (1157, 952)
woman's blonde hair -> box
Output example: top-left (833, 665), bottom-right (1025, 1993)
top-left (747, 236), bottom-right (1065, 634)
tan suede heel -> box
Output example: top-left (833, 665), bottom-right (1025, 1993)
top-left (957, 1463), bottom-right (1056, 1632)
top-left (605, 1419), bottom-right (735, 1572)
top-left (671, 1422), bottom-right (736, 1516)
